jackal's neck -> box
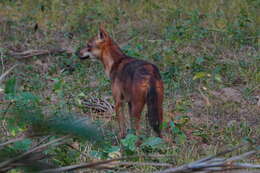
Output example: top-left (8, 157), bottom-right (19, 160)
top-left (101, 41), bottom-right (126, 77)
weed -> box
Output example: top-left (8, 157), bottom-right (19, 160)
top-left (0, 0), bottom-right (259, 172)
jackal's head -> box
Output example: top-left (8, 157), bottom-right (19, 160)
top-left (78, 26), bottom-right (109, 60)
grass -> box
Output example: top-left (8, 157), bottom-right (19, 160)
top-left (0, 0), bottom-right (259, 172)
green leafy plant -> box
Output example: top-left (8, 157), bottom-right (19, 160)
top-left (121, 134), bottom-right (138, 155)
top-left (170, 123), bottom-right (186, 144)
top-left (169, 116), bottom-right (191, 145)
top-left (141, 137), bottom-right (164, 151)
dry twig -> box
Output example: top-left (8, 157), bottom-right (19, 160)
top-left (1, 141), bottom-right (259, 173)
top-left (8, 48), bottom-right (67, 59)
top-left (155, 144), bottom-right (260, 173)
top-left (38, 144), bottom-right (260, 173)
top-left (0, 135), bottom-right (26, 149)
top-left (0, 136), bottom-right (68, 172)
top-left (0, 64), bottom-right (18, 83)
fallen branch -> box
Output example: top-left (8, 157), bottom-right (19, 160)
top-left (39, 144), bottom-right (260, 173)
top-left (0, 64), bottom-right (18, 83)
top-left (110, 161), bottom-right (172, 167)
top-left (0, 136), bottom-right (68, 171)
top-left (39, 154), bottom-right (174, 173)
top-left (0, 135), bottom-right (26, 149)
top-left (8, 48), bottom-right (68, 59)
top-left (155, 144), bottom-right (260, 173)
top-left (39, 157), bottom-right (127, 173)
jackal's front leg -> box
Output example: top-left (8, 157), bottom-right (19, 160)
top-left (112, 81), bottom-right (126, 138)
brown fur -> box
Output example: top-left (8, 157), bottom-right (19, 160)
top-left (79, 26), bottom-right (164, 138)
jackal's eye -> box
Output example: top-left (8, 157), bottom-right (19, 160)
top-left (86, 44), bottom-right (92, 51)
top-left (87, 43), bottom-right (92, 48)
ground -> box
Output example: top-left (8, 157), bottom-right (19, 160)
top-left (0, 0), bottom-right (259, 172)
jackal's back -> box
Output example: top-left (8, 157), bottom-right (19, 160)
top-left (112, 58), bottom-right (161, 82)
top-left (110, 57), bottom-right (163, 102)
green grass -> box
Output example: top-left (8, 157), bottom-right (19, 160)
top-left (0, 0), bottom-right (259, 172)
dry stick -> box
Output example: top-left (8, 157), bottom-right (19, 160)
top-left (233, 163), bottom-right (260, 169)
top-left (0, 136), bottom-right (68, 169)
top-left (227, 150), bottom-right (258, 162)
top-left (198, 86), bottom-right (210, 106)
top-left (0, 135), bottom-right (26, 149)
top-left (39, 157), bottom-right (128, 173)
top-left (8, 48), bottom-right (66, 59)
top-left (154, 144), bottom-right (259, 173)
top-left (40, 160), bottom-right (171, 173)
top-left (31, 136), bottom-right (51, 148)
top-left (41, 160), bottom-right (171, 173)
top-left (0, 49), bottom-right (5, 74)
top-left (66, 143), bottom-right (92, 160)
top-left (192, 142), bottom-right (247, 165)
top-left (110, 161), bottom-right (172, 167)
top-left (1, 153), bottom-right (54, 173)
top-left (0, 65), bottom-right (16, 133)
top-left (67, 143), bottom-right (174, 163)
top-left (1, 102), bottom-right (13, 136)
top-left (40, 154), bottom-right (177, 173)
top-left (1, 101), bottom-right (13, 119)
top-left (156, 160), bottom-right (259, 173)
top-left (0, 64), bottom-right (18, 83)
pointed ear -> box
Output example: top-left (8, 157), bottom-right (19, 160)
top-left (98, 24), bottom-right (108, 40)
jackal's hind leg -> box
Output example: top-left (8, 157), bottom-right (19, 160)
top-left (129, 100), bottom-right (145, 137)
top-left (115, 101), bottom-right (126, 138)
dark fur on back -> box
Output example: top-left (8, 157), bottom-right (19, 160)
top-left (111, 57), bottom-right (163, 136)
top-left (111, 58), bottom-right (161, 81)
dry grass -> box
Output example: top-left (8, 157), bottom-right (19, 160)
top-left (0, 0), bottom-right (259, 172)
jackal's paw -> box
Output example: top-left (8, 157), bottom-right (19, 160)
top-left (162, 136), bottom-right (172, 144)
top-left (135, 139), bottom-right (142, 147)
top-left (118, 131), bottom-right (126, 139)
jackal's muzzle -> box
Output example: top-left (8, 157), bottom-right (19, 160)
top-left (78, 50), bottom-right (90, 59)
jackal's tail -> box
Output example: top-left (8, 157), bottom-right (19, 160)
top-left (147, 79), bottom-right (163, 137)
